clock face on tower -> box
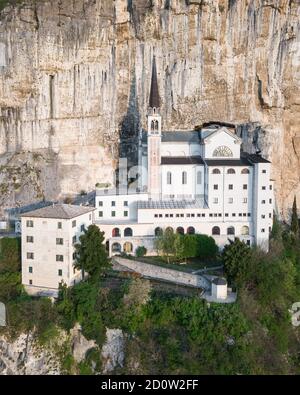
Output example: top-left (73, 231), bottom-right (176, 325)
top-left (213, 146), bottom-right (233, 157)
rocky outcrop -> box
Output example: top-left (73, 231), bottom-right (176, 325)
top-left (70, 323), bottom-right (97, 363)
top-left (101, 328), bottom-right (125, 373)
top-left (0, 332), bottom-right (61, 375)
top-left (0, 0), bottom-right (299, 218)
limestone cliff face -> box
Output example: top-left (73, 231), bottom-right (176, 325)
top-left (0, 0), bottom-right (299, 217)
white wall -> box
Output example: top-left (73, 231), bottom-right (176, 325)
top-left (22, 211), bottom-right (94, 294)
top-left (203, 130), bottom-right (241, 159)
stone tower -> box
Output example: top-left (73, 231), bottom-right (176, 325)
top-left (147, 55), bottom-right (161, 199)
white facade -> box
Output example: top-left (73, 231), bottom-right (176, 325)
top-left (95, 118), bottom-right (273, 257)
top-left (21, 204), bottom-right (95, 297)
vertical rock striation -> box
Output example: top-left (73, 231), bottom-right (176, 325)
top-left (0, 0), bottom-right (299, 217)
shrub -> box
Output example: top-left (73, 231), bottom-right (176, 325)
top-left (135, 246), bottom-right (147, 258)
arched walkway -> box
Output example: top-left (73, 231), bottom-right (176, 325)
top-left (112, 243), bottom-right (121, 254)
top-left (124, 227), bottom-right (133, 237)
top-left (187, 226), bottom-right (195, 235)
top-left (155, 227), bottom-right (163, 236)
top-left (123, 242), bottom-right (133, 253)
top-left (176, 227), bottom-right (184, 235)
top-left (112, 228), bottom-right (120, 237)
top-left (227, 226), bottom-right (235, 236)
top-left (212, 226), bottom-right (220, 235)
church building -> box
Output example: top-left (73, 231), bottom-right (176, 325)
top-left (95, 56), bottom-right (274, 257)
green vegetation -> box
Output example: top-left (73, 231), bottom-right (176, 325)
top-left (155, 229), bottom-right (218, 263)
top-left (74, 224), bottom-right (111, 280)
top-left (291, 196), bottom-right (299, 237)
top-left (135, 246), bottom-right (147, 258)
top-left (1, 212), bottom-right (300, 374)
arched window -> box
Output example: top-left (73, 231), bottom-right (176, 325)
top-left (166, 227), bottom-right (174, 234)
top-left (176, 227), bottom-right (184, 235)
top-left (182, 171), bottom-right (187, 185)
top-left (124, 227), bottom-right (133, 237)
top-left (123, 242), bottom-right (133, 253)
top-left (241, 225), bottom-right (249, 235)
top-left (212, 169), bottom-right (221, 174)
top-left (212, 226), bottom-right (220, 235)
top-left (112, 228), bottom-right (120, 237)
top-left (151, 120), bottom-right (155, 131)
top-left (155, 120), bottom-right (159, 130)
top-left (241, 168), bottom-right (250, 174)
top-left (187, 226), bottom-right (195, 235)
top-left (197, 171), bottom-right (202, 184)
top-left (112, 243), bottom-right (121, 254)
top-left (227, 226), bottom-right (235, 235)
top-left (167, 172), bottom-right (172, 185)
top-left (155, 227), bottom-right (163, 236)
top-left (227, 168), bottom-right (236, 174)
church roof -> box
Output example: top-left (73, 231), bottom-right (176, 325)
top-left (161, 156), bottom-right (204, 165)
top-left (161, 130), bottom-right (201, 143)
top-left (149, 55), bottom-right (160, 108)
top-left (20, 204), bottom-right (95, 219)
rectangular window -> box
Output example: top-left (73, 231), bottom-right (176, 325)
top-left (262, 170), bottom-right (266, 174)
top-left (218, 213), bottom-right (222, 217)
top-left (243, 213), bottom-right (247, 217)
top-left (80, 224), bottom-right (85, 232)
top-left (99, 211), bottom-right (103, 217)
top-left (243, 184), bottom-right (247, 190)
top-left (209, 213), bottom-right (213, 217)
top-left (228, 198), bottom-right (233, 204)
top-left (111, 201), bottom-right (116, 207)
top-left (243, 198), bottom-right (247, 203)
top-left (72, 235), bottom-right (76, 244)
top-left (180, 214), bottom-right (184, 217)
top-left (261, 228), bottom-right (265, 233)
top-left (262, 200), bottom-right (265, 204)
top-left (269, 199), bottom-right (272, 204)
top-left (213, 185), bottom-right (218, 190)
top-left (72, 220), bottom-right (76, 228)
top-left (29, 280), bottom-right (33, 285)
top-left (202, 213), bottom-right (205, 217)
top-left (176, 214), bottom-right (180, 218)
top-left (232, 213), bottom-right (236, 217)
top-left (27, 252), bottom-right (34, 260)
top-left (262, 186), bottom-right (266, 190)
top-left (269, 213), bottom-right (272, 218)
top-left (124, 201), bottom-right (128, 207)
top-left (182, 172), bottom-right (187, 185)
top-left (239, 213), bottom-right (242, 217)
top-left (248, 213), bottom-right (251, 217)
top-left (270, 185), bottom-right (273, 190)
top-left (58, 222), bottom-right (62, 229)
top-left (154, 214), bottom-right (158, 218)
top-left (89, 214), bottom-right (92, 221)
top-left (159, 214), bottom-right (163, 218)
top-left (56, 255), bottom-right (64, 262)
top-left (191, 214), bottom-right (195, 218)
top-left (214, 213), bottom-right (218, 217)
top-left (124, 211), bottom-right (128, 217)
top-left (29, 267), bottom-right (33, 274)
top-left (261, 215), bottom-right (265, 219)
top-left (26, 236), bottom-right (34, 243)
top-left (213, 198), bottom-right (218, 204)
top-left (26, 220), bottom-right (34, 228)
top-left (225, 213), bottom-right (229, 217)
top-left (111, 211), bottom-right (116, 217)
top-left (186, 214), bottom-right (190, 217)
top-left (58, 269), bottom-right (63, 276)
top-left (229, 184), bottom-right (233, 190)
top-left (56, 238), bottom-right (63, 245)
top-left (170, 214), bottom-right (173, 218)
top-left (99, 201), bottom-right (103, 207)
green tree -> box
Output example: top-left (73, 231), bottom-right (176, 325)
top-left (74, 225), bottom-right (110, 280)
top-left (222, 238), bottom-right (252, 285)
top-left (291, 196), bottom-right (299, 237)
top-left (135, 246), bottom-right (147, 258)
top-left (0, 237), bottom-right (21, 274)
top-left (154, 228), bottom-right (176, 263)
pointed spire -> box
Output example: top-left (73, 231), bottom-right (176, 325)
top-left (149, 55), bottom-right (160, 109)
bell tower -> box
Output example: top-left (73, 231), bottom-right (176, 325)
top-left (147, 55), bottom-right (161, 199)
